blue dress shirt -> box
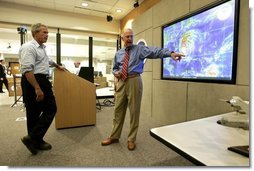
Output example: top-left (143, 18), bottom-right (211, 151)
top-left (112, 44), bottom-right (172, 75)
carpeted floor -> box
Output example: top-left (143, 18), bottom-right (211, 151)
top-left (0, 99), bottom-right (194, 167)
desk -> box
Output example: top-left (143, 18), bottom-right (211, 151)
top-left (96, 87), bottom-right (114, 99)
top-left (96, 87), bottom-right (115, 109)
top-left (150, 112), bottom-right (249, 166)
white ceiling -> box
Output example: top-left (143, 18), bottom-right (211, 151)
top-left (0, 0), bottom-right (144, 62)
top-left (0, 0), bottom-right (144, 20)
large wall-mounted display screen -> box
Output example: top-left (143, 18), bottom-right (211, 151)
top-left (162, 0), bottom-right (239, 84)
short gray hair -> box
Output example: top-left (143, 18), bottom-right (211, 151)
top-left (121, 28), bottom-right (133, 38)
top-left (31, 23), bottom-right (47, 38)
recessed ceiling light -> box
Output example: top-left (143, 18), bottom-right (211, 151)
top-left (116, 9), bottom-right (122, 13)
top-left (81, 2), bottom-right (88, 7)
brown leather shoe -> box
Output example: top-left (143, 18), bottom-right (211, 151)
top-left (127, 141), bottom-right (136, 151)
top-left (101, 138), bottom-right (119, 146)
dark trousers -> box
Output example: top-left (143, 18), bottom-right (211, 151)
top-left (0, 78), bottom-right (9, 92)
top-left (21, 74), bottom-right (57, 142)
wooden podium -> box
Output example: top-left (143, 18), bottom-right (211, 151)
top-left (53, 69), bottom-right (96, 129)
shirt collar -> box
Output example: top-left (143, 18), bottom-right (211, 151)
top-left (125, 45), bottom-right (133, 51)
top-left (32, 39), bottom-right (46, 48)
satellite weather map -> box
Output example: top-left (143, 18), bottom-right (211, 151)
top-left (162, 0), bottom-right (236, 81)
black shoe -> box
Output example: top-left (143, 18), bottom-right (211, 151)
top-left (0, 91), bottom-right (5, 93)
top-left (36, 140), bottom-right (52, 150)
top-left (21, 136), bottom-right (38, 155)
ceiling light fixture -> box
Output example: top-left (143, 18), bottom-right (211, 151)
top-left (81, 2), bottom-right (88, 7)
top-left (116, 9), bottom-right (122, 13)
top-left (7, 43), bottom-right (11, 49)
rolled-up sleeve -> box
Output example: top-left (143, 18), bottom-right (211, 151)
top-left (19, 45), bottom-right (36, 74)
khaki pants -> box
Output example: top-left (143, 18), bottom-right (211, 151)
top-left (110, 76), bottom-right (142, 142)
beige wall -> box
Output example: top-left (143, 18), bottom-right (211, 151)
top-left (132, 0), bottom-right (249, 125)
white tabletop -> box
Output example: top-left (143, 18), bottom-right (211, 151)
top-left (150, 112), bottom-right (249, 166)
top-left (96, 87), bottom-right (114, 98)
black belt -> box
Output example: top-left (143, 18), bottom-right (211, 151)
top-left (34, 74), bottom-right (49, 78)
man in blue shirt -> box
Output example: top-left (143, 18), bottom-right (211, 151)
top-left (19, 23), bottom-right (64, 155)
top-left (101, 28), bottom-right (184, 150)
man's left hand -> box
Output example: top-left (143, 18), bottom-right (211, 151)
top-left (57, 65), bottom-right (66, 71)
top-left (54, 63), bottom-right (66, 71)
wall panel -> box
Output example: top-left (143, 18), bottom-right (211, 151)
top-left (152, 0), bottom-right (189, 28)
top-left (187, 83), bottom-right (249, 121)
top-left (134, 0), bottom-right (250, 125)
top-left (152, 80), bottom-right (187, 125)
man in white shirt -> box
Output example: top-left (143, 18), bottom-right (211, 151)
top-left (19, 23), bottom-right (64, 155)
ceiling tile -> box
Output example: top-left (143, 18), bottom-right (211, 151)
top-left (1, 0), bottom-right (15, 3)
top-left (1, 0), bottom-right (145, 20)
top-left (13, 0), bottom-right (35, 5)
top-left (55, 4), bottom-right (74, 12)
top-left (34, 0), bottom-right (55, 9)
top-left (55, 0), bottom-right (75, 5)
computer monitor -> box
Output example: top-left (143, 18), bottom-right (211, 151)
top-left (94, 71), bottom-right (103, 77)
top-left (161, 0), bottom-right (239, 84)
top-left (94, 71), bottom-right (98, 77)
top-left (78, 67), bottom-right (94, 83)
